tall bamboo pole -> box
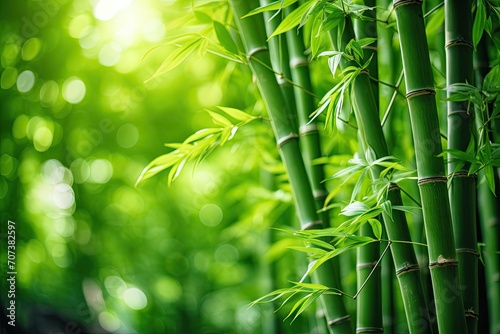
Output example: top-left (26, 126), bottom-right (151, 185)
top-left (228, 1), bottom-right (352, 332)
top-left (393, 0), bottom-right (467, 332)
top-left (474, 36), bottom-right (500, 334)
top-left (329, 14), bottom-right (431, 334)
top-left (445, 0), bottom-right (479, 332)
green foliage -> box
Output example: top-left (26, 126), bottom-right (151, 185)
top-left (137, 107), bottom-right (259, 186)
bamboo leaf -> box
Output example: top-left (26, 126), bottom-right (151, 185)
top-left (268, 1), bottom-right (316, 39)
top-left (145, 39), bottom-right (201, 82)
top-left (136, 153), bottom-right (182, 185)
top-left (213, 21), bottom-right (239, 54)
top-left (216, 106), bottom-right (255, 122)
top-left (242, 0), bottom-right (298, 17)
top-left (341, 201), bottom-right (370, 217)
top-left (425, 6), bottom-right (444, 36)
top-left (483, 65), bottom-right (500, 94)
top-left (380, 200), bottom-right (392, 220)
top-left (206, 110), bottom-right (233, 127)
top-left (168, 158), bottom-right (188, 186)
top-left (473, 0), bottom-right (487, 48)
top-left (185, 128), bottom-right (222, 144)
top-left (356, 37), bottom-right (377, 48)
top-left (368, 219), bottom-right (382, 240)
top-left (484, 164), bottom-right (496, 194)
top-left (319, 9), bottom-right (345, 35)
top-left (288, 246), bottom-right (328, 257)
top-left (325, 51), bottom-right (344, 76)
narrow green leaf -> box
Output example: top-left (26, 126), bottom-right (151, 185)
top-left (484, 164), bottom-right (496, 194)
top-left (368, 219), bottom-right (382, 240)
top-left (213, 21), bottom-right (239, 54)
top-left (216, 106), bottom-right (255, 122)
top-left (206, 110), bottom-right (233, 127)
top-left (185, 128), bottom-right (222, 144)
top-left (356, 37), bottom-right (377, 48)
top-left (341, 201), bottom-right (370, 217)
top-left (425, 6), bottom-right (444, 36)
top-left (242, 0), bottom-right (298, 18)
top-left (268, 1), bottom-right (316, 39)
top-left (483, 65), bottom-right (500, 94)
top-left (136, 153), bottom-right (181, 186)
top-left (473, 1), bottom-right (487, 48)
top-left (145, 39), bottom-right (201, 82)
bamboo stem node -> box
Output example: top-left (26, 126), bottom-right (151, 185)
top-left (313, 189), bottom-right (328, 200)
top-left (464, 309), bottom-right (479, 319)
top-left (246, 46), bottom-right (268, 61)
top-left (429, 256), bottom-right (459, 268)
top-left (357, 262), bottom-right (379, 269)
top-left (417, 176), bottom-right (447, 185)
top-left (301, 220), bottom-right (323, 230)
top-left (388, 183), bottom-right (400, 191)
top-left (447, 109), bottom-right (472, 118)
top-left (393, 0), bottom-right (422, 9)
top-left (299, 123), bottom-right (319, 136)
top-left (449, 171), bottom-right (476, 179)
top-left (289, 57), bottom-right (308, 68)
top-left (276, 133), bottom-right (299, 148)
top-left (356, 327), bottom-right (384, 333)
top-left (456, 248), bottom-right (480, 257)
top-left (395, 264), bottom-right (420, 276)
top-left (328, 315), bottom-right (351, 326)
top-left (406, 88), bottom-right (436, 99)
top-left (445, 38), bottom-right (474, 50)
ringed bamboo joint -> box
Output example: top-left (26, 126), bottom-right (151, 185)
top-left (447, 109), bottom-right (472, 118)
top-left (313, 189), bottom-right (328, 200)
top-left (246, 46), bottom-right (268, 61)
top-left (417, 176), bottom-right (447, 185)
top-left (289, 57), bottom-right (308, 68)
top-left (395, 264), bottom-right (420, 276)
top-left (393, 0), bottom-right (422, 9)
top-left (301, 220), bottom-right (323, 230)
top-left (429, 255), bottom-right (459, 268)
top-left (464, 309), bottom-right (479, 319)
top-left (456, 248), bottom-right (480, 257)
top-left (299, 123), bottom-right (318, 135)
top-left (328, 315), bottom-right (351, 326)
top-left (356, 327), bottom-right (384, 333)
top-left (276, 133), bottom-right (299, 148)
top-left (406, 88), bottom-right (436, 99)
top-left (388, 183), bottom-right (400, 191)
top-left (445, 38), bottom-right (474, 49)
top-left (356, 262), bottom-right (378, 269)
top-left (449, 171), bottom-right (475, 179)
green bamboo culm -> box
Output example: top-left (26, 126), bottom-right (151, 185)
top-left (474, 37), bottom-right (500, 334)
top-left (259, 0), bottom-right (297, 127)
top-left (329, 15), bottom-right (431, 333)
top-left (445, 0), bottom-right (479, 332)
top-left (228, 1), bottom-right (352, 332)
top-left (284, 4), bottom-right (329, 221)
top-left (393, 0), bottom-right (467, 332)
top-left (346, 11), bottom-right (384, 334)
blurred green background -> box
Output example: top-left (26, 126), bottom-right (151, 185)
top-left (0, 0), bottom-right (311, 333)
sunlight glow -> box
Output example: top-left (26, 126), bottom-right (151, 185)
top-left (93, 0), bottom-right (133, 21)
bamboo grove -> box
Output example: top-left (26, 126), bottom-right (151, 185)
top-left (138, 0), bottom-right (500, 333)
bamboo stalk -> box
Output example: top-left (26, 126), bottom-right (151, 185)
top-left (474, 37), bottom-right (500, 334)
top-left (445, 0), bottom-right (479, 332)
top-left (284, 4), bottom-right (329, 221)
top-left (329, 14), bottom-right (431, 334)
top-left (393, 0), bottom-right (467, 332)
top-left (259, 0), bottom-right (297, 129)
top-left (228, 1), bottom-right (352, 332)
